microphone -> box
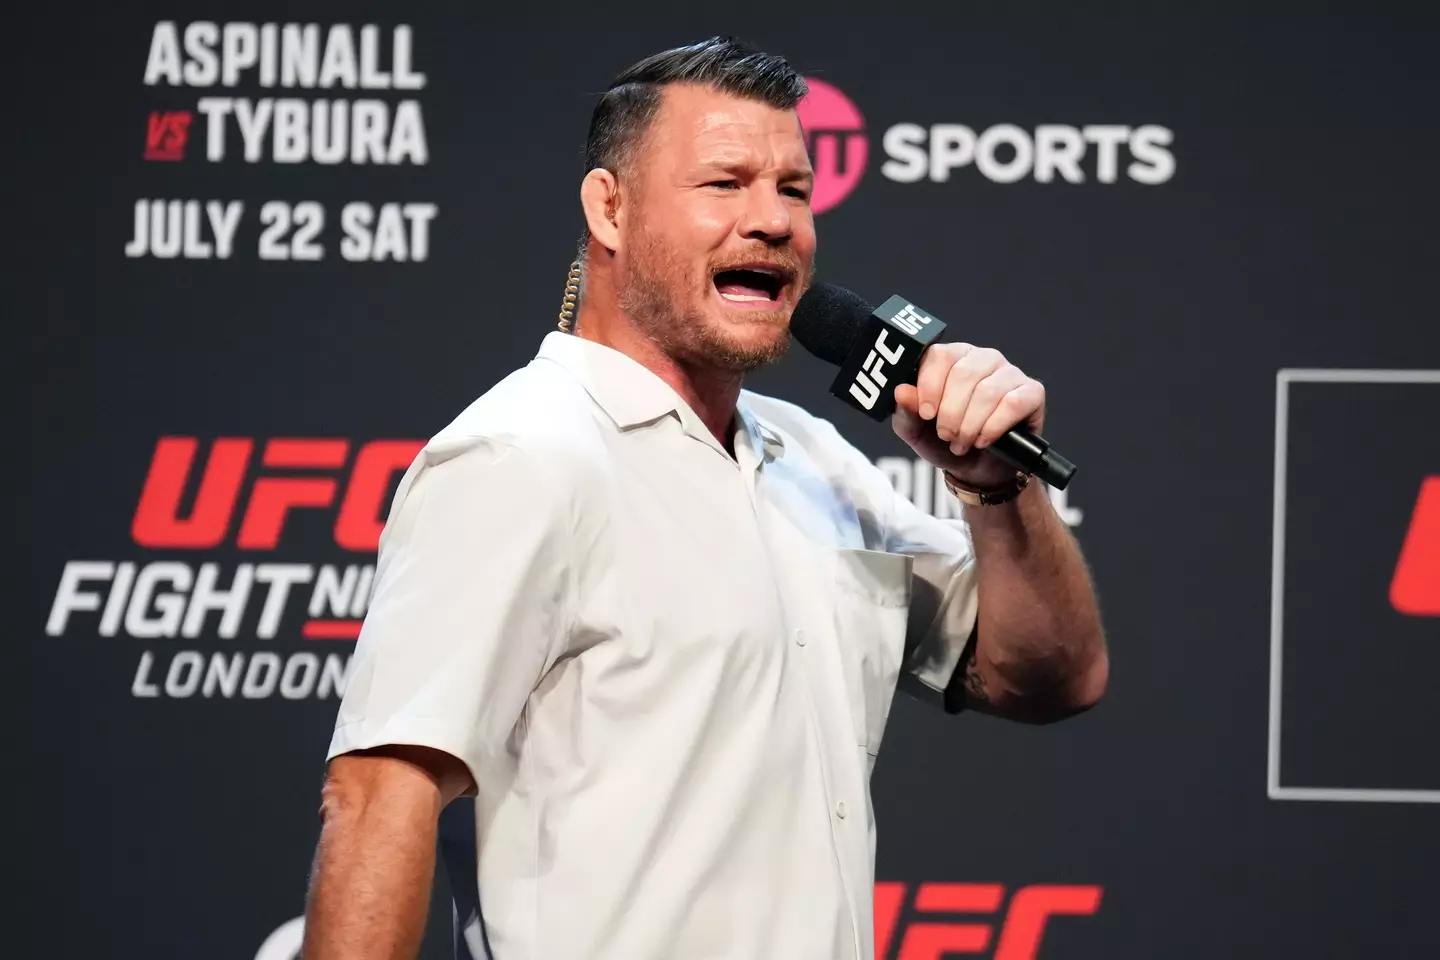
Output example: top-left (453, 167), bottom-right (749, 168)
top-left (790, 283), bottom-right (1077, 490)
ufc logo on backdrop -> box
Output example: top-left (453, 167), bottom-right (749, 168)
top-left (144, 110), bottom-right (192, 161)
top-left (875, 881), bottom-right (1103, 960)
top-left (849, 329), bottom-right (906, 410)
top-left (131, 437), bottom-right (424, 551)
top-left (1391, 475), bottom-right (1440, 616)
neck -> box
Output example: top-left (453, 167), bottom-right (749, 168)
top-left (573, 261), bottom-right (743, 454)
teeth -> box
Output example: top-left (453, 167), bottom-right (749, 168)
top-left (721, 292), bottom-right (769, 302)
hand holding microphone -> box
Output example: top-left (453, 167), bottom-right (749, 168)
top-left (790, 284), bottom-right (1076, 500)
top-left (893, 340), bottom-right (1048, 490)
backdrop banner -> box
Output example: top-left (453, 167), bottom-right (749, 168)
top-left (23, 11), bottom-right (1439, 959)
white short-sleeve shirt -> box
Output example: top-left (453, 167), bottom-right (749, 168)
top-left (328, 331), bottom-right (979, 960)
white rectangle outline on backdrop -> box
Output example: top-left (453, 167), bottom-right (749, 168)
top-left (1269, 368), bottom-right (1440, 803)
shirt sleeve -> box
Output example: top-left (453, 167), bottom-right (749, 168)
top-left (882, 470), bottom-right (980, 714)
top-left (326, 433), bottom-right (572, 789)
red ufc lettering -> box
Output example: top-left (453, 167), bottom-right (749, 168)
top-left (237, 439), bottom-right (350, 549)
top-left (875, 882), bottom-right (907, 960)
top-left (992, 885), bottom-right (1104, 960)
top-left (132, 437), bottom-right (252, 548)
top-left (898, 883), bottom-right (1004, 958)
top-left (131, 437), bottom-right (422, 551)
top-left (875, 881), bottom-right (1102, 960)
top-left (144, 110), bottom-right (191, 161)
top-left (334, 440), bottom-right (424, 550)
top-left (1390, 476), bottom-right (1440, 616)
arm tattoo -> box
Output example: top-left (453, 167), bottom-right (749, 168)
top-left (961, 637), bottom-right (991, 705)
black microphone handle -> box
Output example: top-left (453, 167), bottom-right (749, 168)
top-left (985, 423), bottom-right (1077, 490)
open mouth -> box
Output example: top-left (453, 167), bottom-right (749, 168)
top-left (713, 265), bottom-right (790, 305)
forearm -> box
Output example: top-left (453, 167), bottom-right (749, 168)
top-left (962, 481), bottom-right (1107, 717)
top-left (302, 763), bottom-right (444, 960)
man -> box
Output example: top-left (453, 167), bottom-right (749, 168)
top-left (303, 37), bottom-right (1107, 960)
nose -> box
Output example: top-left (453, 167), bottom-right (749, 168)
top-left (738, 181), bottom-right (792, 244)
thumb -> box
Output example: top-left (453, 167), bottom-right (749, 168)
top-left (891, 385), bottom-right (925, 443)
top-left (894, 383), bottom-right (921, 417)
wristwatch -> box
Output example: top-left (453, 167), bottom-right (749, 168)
top-left (943, 469), bottom-right (1031, 507)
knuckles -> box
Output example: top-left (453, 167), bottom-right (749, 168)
top-left (925, 343), bottom-right (974, 377)
top-left (971, 347), bottom-right (1005, 367)
top-left (923, 345), bottom-right (1045, 412)
top-left (972, 379), bottom-right (1004, 404)
top-left (929, 344), bottom-right (1007, 380)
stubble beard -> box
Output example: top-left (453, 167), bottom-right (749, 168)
top-left (617, 223), bottom-right (797, 374)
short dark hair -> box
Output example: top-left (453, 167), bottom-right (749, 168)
top-left (575, 37), bottom-right (807, 260)
top-left (584, 36), bottom-right (807, 177)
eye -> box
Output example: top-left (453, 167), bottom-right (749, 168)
top-left (782, 185), bottom-right (811, 200)
top-left (706, 179), bottom-right (740, 190)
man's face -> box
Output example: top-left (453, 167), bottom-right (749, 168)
top-left (614, 83), bottom-right (816, 372)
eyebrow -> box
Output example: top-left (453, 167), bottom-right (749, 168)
top-left (701, 158), bottom-right (815, 182)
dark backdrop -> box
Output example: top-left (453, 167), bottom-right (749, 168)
top-left (19, 10), bottom-right (1439, 959)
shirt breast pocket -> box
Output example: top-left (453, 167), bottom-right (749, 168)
top-left (832, 547), bottom-right (912, 759)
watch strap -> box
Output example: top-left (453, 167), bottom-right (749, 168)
top-left (943, 469), bottom-right (1031, 507)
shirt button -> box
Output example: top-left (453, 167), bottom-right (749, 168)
top-left (795, 629), bottom-right (807, 647)
top-left (835, 801), bottom-right (847, 819)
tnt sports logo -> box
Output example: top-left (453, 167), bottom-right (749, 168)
top-left (798, 77), bottom-right (868, 214)
top-left (796, 77), bottom-right (1174, 212)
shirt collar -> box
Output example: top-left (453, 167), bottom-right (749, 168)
top-left (534, 332), bottom-right (785, 465)
top-left (736, 393), bottom-right (786, 467)
top-left (535, 331), bottom-right (682, 431)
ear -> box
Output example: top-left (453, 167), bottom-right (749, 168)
top-left (580, 168), bottom-right (622, 252)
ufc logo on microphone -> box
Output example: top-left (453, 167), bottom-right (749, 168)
top-left (849, 329), bottom-right (906, 410)
top-left (890, 304), bottom-right (932, 336)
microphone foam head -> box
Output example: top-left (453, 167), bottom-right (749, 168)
top-left (790, 283), bottom-right (875, 367)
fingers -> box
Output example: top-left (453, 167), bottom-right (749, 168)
top-left (933, 347), bottom-right (1006, 450)
top-left (977, 380), bottom-right (1045, 449)
top-left (915, 343), bottom-right (972, 420)
top-left (892, 390), bottom-right (955, 464)
top-left (955, 363), bottom-right (1028, 453)
top-left (911, 342), bottom-right (1046, 457)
